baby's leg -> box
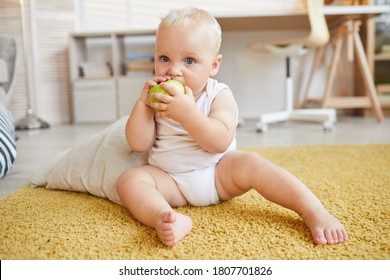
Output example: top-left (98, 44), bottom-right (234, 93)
top-left (215, 151), bottom-right (347, 245)
top-left (116, 165), bottom-right (192, 247)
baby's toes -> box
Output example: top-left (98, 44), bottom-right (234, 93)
top-left (324, 229), bottom-right (336, 244)
top-left (312, 228), bottom-right (327, 245)
top-left (336, 229), bottom-right (347, 243)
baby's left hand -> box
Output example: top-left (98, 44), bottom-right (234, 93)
top-left (152, 83), bottom-right (196, 123)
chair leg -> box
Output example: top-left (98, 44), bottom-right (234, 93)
top-left (352, 28), bottom-right (384, 122)
top-left (322, 32), bottom-right (344, 108)
top-left (285, 57), bottom-right (294, 112)
top-left (301, 46), bottom-right (325, 108)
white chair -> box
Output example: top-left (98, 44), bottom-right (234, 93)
top-left (248, 0), bottom-right (336, 132)
top-left (0, 35), bottom-right (18, 106)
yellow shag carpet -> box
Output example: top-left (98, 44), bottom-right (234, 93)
top-left (1, 144), bottom-right (389, 260)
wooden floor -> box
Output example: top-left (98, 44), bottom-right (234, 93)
top-left (1, 116), bottom-right (389, 199)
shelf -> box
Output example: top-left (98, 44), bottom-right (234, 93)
top-left (374, 52), bottom-right (390, 60)
top-left (375, 17), bottom-right (390, 23)
top-left (69, 29), bottom-right (156, 123)
top-left (70, 29), bottom-right (155, 38)
top-left (378, 89), bottom-right (390, 108)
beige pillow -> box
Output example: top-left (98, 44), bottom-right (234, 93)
top-left (31, 117), bottom-right (148, 205)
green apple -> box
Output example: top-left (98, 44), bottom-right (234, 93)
top-left (148, 80), bottom-right (185, 110)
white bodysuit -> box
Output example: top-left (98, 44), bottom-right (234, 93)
top-left (148, 78), bottom-right (238, 206)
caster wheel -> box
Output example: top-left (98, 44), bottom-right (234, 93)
top-left (323, 121), bottom-right (334, 132)
top-left (237, 118), bottom-right (245, 127)
top-left (256, 124), bottom-right (268, 133)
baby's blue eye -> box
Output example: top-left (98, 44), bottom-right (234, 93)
top-left (185, 58), bottom-right (195, 64)
top-left (161, 56), bottom-right (169, 62)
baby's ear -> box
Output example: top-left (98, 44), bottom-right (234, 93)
top-left (209, 54), bottom-right (222, 77)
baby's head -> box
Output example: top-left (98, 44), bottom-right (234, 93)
top-left (157, 7), bottom-right (222, 55)
top-left (155, 7), bottom-right (223, 94)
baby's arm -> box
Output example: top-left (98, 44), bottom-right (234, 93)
top-left (150, 83), bottom-right (237, 153)
top-left (181, 88), bottom-right (237, 153)
top-left (125, 76), bottom-right (169, 152)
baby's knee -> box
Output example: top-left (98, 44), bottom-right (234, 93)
top-left (116, 167), bottom-right (154, 194)
top-left (116, 169), bottom-right (135, 193)
top-left (239, 151), bottom-right (269, 171)
top-left (222, 150), bottom-right (262, 169)
top-left (240, 150), bottom-right (262, 163)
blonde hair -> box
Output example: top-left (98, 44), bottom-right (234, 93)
top-left (157, 7), bottom-right (222, 53)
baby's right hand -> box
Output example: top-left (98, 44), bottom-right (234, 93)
top-left (140, 76), bottom-right (171, 107)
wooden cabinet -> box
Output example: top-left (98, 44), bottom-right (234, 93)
top-left (69, 30), bottom-right (155, 123)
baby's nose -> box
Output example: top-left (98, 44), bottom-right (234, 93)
top-left (168, 63), bottom-right (182, 76)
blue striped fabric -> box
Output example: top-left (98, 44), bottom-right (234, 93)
top-left (0, 101), bottom-right (17, 179)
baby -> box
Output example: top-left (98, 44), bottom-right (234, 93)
top-left (116, 7), bottom-right (348, 247)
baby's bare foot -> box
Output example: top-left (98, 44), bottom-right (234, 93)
top-left (155, 211), bottom-right (192, 247)
top-left (302, 208), bottom-right (348, 245)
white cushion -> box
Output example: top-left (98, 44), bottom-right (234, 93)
top-left (31, 117), bottom-right (148, 205)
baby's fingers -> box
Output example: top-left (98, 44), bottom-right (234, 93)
top-left (150, 100), bottom-right (168, 112)
top-left (154, 75), bottom-right (171, 83)
top-left (152, 92), bottom-right (172, 103)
